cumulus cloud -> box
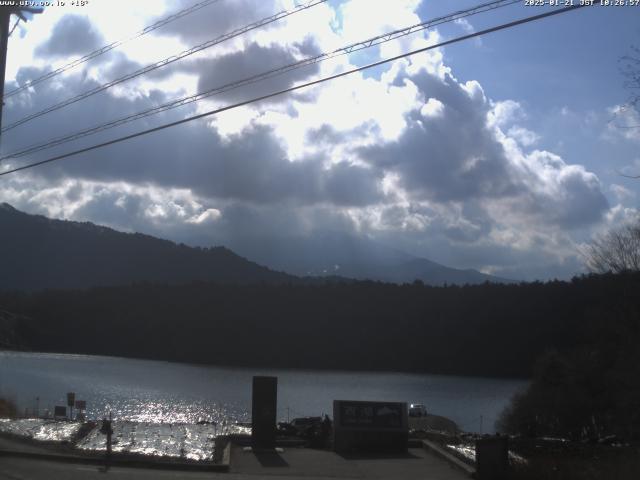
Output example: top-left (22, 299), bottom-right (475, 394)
top-left (507, 126), bottom-right (539, 147)
top-left (153, 0), bottom-right (279, 44)
top-left (193, 41), bottom-right (322, 105)
top-left (361, 69), bottom-right (519, 203)
top-left (610, 183), bottom-right (635, 202)
top-left (0, 0), bottom-right (619, 280)
top-left (2, 66), bottom-right (383, 209)
top-left (454, 18), bottom-right (482, 47)
top-left (420, 97), bottom-right (444, 118)
top-left (34, 15), bottom-right (104, 58)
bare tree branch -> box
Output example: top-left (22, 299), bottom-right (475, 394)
top-left (584, 220), bottom-right (640, 274)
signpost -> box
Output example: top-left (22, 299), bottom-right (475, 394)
top-left (100, 416), bottom-right (114, 465)
top-left (333, 400), bottom-right (408, 453)
top-left (53, 406), bottom-right (67, 419)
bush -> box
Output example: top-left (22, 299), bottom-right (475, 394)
top-left (498, 337), bottom-right (640, 441)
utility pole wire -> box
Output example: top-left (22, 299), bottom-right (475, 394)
top-left (3, 0), bottom-right (224, 100)
top-left (0, 0), bottom-right (521, 163)
top-left (0, 4), bottom-right (590, 178)
top-left (1, 0), bottom-right (327, 133)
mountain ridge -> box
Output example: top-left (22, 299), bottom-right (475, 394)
top-left (0, 203), bottom-right (296, 290)
top-left (228, 230), bottom-right (515, 286)
top-left (0, 203), bottom-right (514, 290)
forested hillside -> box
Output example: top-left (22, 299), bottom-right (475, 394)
top-left (3, 272), bottom-right (638, 378)
top-left (0, 203), bottom-right (295, 290)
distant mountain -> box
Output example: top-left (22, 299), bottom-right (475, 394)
top-left (0, 203), bottom-right (295, 291)
top-left (0, 203), bottom-right (513, 290)
top-left (228, 231), bottom-right (516, 286)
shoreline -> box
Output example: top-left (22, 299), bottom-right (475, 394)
top-left (0, 348), bottom-right (531, 381)
top-left (0, 412), bottom-right (460, 460)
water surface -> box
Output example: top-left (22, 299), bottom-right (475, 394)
top-left (0, 351), bottom-right (527, 432)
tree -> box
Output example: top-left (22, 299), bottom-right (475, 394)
top-left (612, 45), bottom-right (640, 179)
top-left (497, 276), bottom-right (640, 441)
top-left (620, 44), bottom-right (640, 118)
top-left (584, 220), bottom-right (640, 274)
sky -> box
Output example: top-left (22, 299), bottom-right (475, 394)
top-left (0, 0), bottom-right (638, 281)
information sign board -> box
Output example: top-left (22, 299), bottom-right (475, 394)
top-left (54, 406), bottom-right (67, 418)
top-left (333, 400), bottom-right (408, 453)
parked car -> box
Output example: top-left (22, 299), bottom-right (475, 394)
top-left (409, 403), bottom-right (427, 417)
top-left (290, 416), bottom-right (322, 434)
top-left (277, 421), bottom-right (298, 436)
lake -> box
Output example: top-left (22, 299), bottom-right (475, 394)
top-left (0, 351), bottom-right (527, 433)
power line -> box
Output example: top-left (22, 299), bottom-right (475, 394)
top-left (1, 0), bottom-right (328, 133)
top-left (3, 0), bottom-right (223, 100)
top-left (0, 0), bottom-right (520, 162)
top-left (0, 4), bottom-right (590, 178)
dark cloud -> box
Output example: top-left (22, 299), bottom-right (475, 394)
top-left (554, 173), bottom-right (608, 228)
top-left (306, 123), bottom-right (372, 147)
top-left (71, 187), bottom-right (143, 231)
top-left (193, 41), bottom-right (322, 104)
top-left (153, 0), bottom-right (279, 44)
top-left (362, 71), bottom-right (518, 202)
top-left (323, 161), bottom-right (383, 207)
top-left (70, 188), bottom-right (359, 252)
top-left (144, 0), bottom-right (322, 100)
top-left (65, 122), bottom-right (383, 207)
top-left (3, 60), bottom-right (381, 209)
top-left (358, 66), bottom-right (608, 230)
top-left (100, 51), bottom-right (145, 82)
top-left (35, 15), bottom-right (104, 58)
top-left (528, 163), bottom-right (609, 229)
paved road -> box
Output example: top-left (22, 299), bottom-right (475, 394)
top-left (0, 457), bottom-right (219, 480)
top-left (0, 431), bottom-right (470, 480)
top-left (230, 445), bottom-right (469, 479)
top-left (0, 437), bottom-right (61, 456)
top-left (0, 452), bottom-right (470, 480)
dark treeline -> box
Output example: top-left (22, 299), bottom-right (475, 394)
top-left (498, 273), bottom-right (640, 440)
top-left (2, 272), bottom-right (639, 379)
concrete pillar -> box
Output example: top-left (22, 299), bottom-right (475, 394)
top-left (476, 435), bottom-right (509, 480)
top-left (251, 376), bottom-right (277, 450)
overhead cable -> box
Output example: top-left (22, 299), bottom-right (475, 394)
top-left (0, 4), bottom-right (590, 177)
top-left (0, 0), bottom-right (520, 162)
top-left (3, 0), bottom-right (224, 99)
top-left (2, 0), bottom-right (328, 133)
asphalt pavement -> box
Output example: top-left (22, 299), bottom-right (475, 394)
top-left (0, 457), bottom-right (228, 480)
top-left (0, 421), bottom-right (471, 480)
top-left (1, 450), bottom-right (471, 480)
